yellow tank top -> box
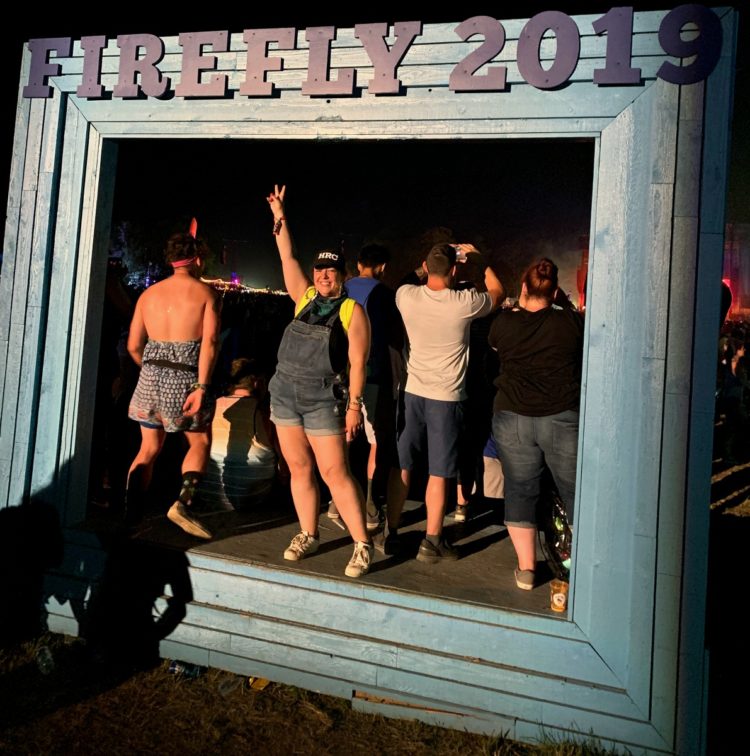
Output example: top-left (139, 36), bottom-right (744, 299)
top-left (294, 286), bottom-right (356, 333)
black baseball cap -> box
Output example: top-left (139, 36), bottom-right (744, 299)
top-left (312, 249), bottom-right (346, 273)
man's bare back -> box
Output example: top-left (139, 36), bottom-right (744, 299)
top-left (125, 233), bottom-right (221, 540)
top-left (137, 275), bottom-right (217, 342)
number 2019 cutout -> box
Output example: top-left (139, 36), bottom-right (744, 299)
top-left (448, 4), bottom-right (723, 92)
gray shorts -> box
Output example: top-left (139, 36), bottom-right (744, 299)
top-left (396, 392), bottom-right (463, 478)
top-left (269, 371), bottom-right (346, 436)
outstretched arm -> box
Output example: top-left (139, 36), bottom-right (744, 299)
top-left (267, 185), bottom-right (311, 304)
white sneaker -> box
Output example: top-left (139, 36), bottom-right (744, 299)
top-left (345, 541), bottom-right (373, 578)
top-left (284, 531), bottom-right (320, 561)
top-left (167, 501), bottom-right (212, 539)
top-left (326, 500), bottom-right (340, 519)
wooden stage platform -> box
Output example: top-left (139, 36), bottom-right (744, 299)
top-left (113, 497), bottom-right (561, 618)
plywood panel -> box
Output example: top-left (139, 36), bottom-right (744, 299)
top-left (0, 96), bottom-right (46, 506)
top-left (92, 118), bottom-right (611, 139)
top-left (187, 566), bottom-right (621, 688)
top-left (72, 81), bottom-right (644, 126)
top-left (30, 100), bottom-right (89, 496)
top-left (0, 51), bottom-right (32, 426)
top-left (63, 138), bottom-right (116, 523)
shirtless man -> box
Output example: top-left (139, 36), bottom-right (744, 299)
top-left (126, 233), bottom-right (221, 538)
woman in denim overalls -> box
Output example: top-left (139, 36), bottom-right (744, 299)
top-left (266, 185), bottom-right (373, 578)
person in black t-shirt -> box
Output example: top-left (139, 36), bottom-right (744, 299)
top-left (488, 259), bottom-right (583, 591)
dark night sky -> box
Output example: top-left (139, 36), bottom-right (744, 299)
top-left (1, 3), bottom-right (745, 296)
top-left (110, 138), bottom-right (595, 294)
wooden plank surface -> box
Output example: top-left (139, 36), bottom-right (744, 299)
top-left (91, 119), bottom-right (611, 139)
top-left (0, 49), bottom-right (32, 444)
top-left (8, 90), bottom-right (66, 507)
top-left (0, 96), bottom-right (46, 507)
top-left (573, 79), bottom-right (681, 707)
top-left (186, 566), bottom-right (621, 688)
top-left (63, 138), bottom-right (116, 524)
top-left (30, 99), bottom-right (88, 497)
top-left (71, 82), bottom-right (643, 125)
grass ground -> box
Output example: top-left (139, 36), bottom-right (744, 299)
top-left (0, 634), bottom-right (614, 755)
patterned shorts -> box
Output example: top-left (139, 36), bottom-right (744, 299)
top-left (128, 340), bottom-right (215, 432)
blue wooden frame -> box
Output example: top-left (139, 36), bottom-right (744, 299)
top-left (0, 10), bottom-right (737, 752)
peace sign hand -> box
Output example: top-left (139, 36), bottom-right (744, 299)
top-left (267, 184), bottom-right (286, 219)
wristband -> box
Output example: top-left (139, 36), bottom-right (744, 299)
top-left (190, 383), bottom-right (208, 391)
top-left (273, 216), bottom-right (286, 235)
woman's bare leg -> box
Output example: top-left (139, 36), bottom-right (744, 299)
top-left (276, 425), bottom-right (319, 533)
top-left (309, 433), bottom-right (369, 543)
top-left (507, 525), bottom-right (537, 571)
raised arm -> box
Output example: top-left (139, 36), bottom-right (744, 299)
top-left (457, 243), bottom-right (505, 310)
top-left (267, 185), bottom-right (311, 304)
top-left (345, 303), bottom-right (370, 442)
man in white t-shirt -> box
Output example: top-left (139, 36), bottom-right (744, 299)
top-left (385, 243), bottom-right (504, 562)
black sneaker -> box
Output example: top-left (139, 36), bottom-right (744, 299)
top-left (365, 503), bottom-right (381, 532)
top-left (373, 528), bottom-right (403, 555)
top-left (416, 537), bottom-right (458, 563)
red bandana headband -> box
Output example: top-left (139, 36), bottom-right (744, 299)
top-left (171, 257), bottom-right (196, 268)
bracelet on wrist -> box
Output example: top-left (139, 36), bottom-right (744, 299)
top-left (273, 216), bottom-right (286, 235)
top-left (191, 383), bottom-right (208, 391)
top-left (347, 404), bottom-right (362, 412)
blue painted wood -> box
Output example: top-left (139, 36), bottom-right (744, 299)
top-left (0, 96), bottom-right (46, 507)
top-left (91, 118), bottom-right (614, 139)
top-left (375, 666), bottom-right (669, 751)
top-left (157, 597), bottom-right (639, 719)
top-left (60, 136), bottom-right (116, 523)
top-left (576, 82), bottom-right (664, 664)
top-left (30, 100), bottom-right (89, 499)
top-left (187, 550), bottom-right (589, 641)
top-left (71, 83), bottom-right (646, 125)
top-left (0, 51), bottom-right (32, 436)
top-left (8, 90), bottom-right (66, 508)
top-left (186, 566), bottom-right (620, 687)
top-left (207, 648), bottom-right (358, 700)
top-left (352, 696), bottom-right (518, 739)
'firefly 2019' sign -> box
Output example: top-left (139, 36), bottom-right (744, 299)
top-left (23, 6), bottom-right (722, 100)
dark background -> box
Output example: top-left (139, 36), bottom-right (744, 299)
top-left (1, 3), bottom-right (745, 294)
